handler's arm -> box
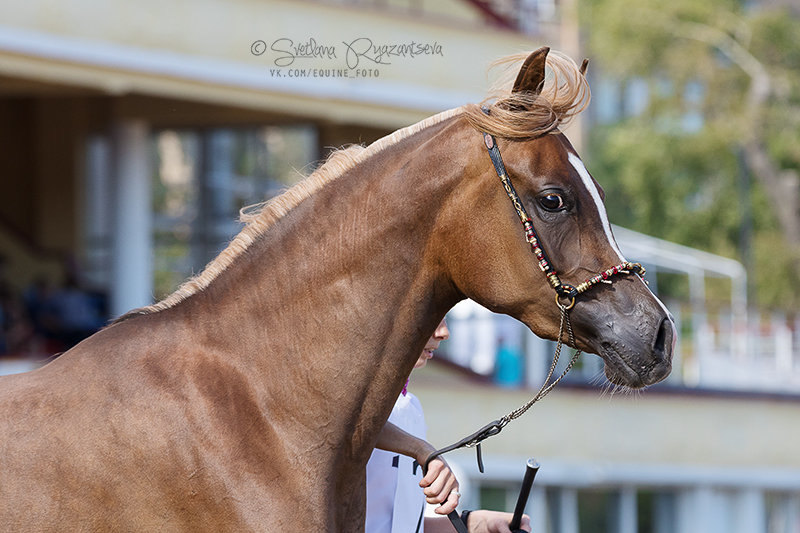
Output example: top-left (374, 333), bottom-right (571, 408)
top-left (374, 421), bottom-right (434, 461)
top-left (374, 422), bottom-right (459, 513)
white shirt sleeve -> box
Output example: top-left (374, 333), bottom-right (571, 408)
top-left (365, 393), bottom-right (428, 533)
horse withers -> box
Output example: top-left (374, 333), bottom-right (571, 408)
top-left (0, 47), bottom-right (674, 531)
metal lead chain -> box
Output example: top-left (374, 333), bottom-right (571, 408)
top-left (499, 304), bottom-right (581, 427)
top-left (424, 305), bottom-right (583, 475)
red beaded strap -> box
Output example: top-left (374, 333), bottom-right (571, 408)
top-left (575, 262), bottom-right (646, 295)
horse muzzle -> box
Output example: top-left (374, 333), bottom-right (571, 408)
top-left (595, 314), bottom-right (676, 388)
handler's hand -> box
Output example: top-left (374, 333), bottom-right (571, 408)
top-left (419, 458), bottom-right (459, 514)
top-left (465, 510), bottom-right (531, 533)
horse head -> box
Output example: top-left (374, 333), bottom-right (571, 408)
top-left (439, 47), bottom-right (675, 388)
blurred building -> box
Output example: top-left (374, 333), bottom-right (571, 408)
top-left (1, 1), bottom-right (798, 532)
top-left (0, 0), bottom-right (569, 317)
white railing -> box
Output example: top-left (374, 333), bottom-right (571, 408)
top-left (443, 300), bottom-right (800, 395)
top-left (675, 305), bottom-right (800, 394)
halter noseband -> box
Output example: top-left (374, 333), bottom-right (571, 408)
top-left (481, 119), bottom-right (645, 310)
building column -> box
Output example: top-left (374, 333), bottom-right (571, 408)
top-left (528, 486), bottom-right (547, 533)
top-left (734, 488), bottom-right (765, 533)
top-left (110, 120), bottom-right (152, 318)
top-left (559, 488), bottom-right (579, 533)
top-left (618, 486), bottom-right (637, 533)
top-left (786, 495), bottom-right (800, 532)
top-left (82, 135), bottom-right (112, 288)
top-left (678, 486), bottom-right (722, 533)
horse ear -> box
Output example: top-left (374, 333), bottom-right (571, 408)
top-left (513, 46), bottom-right (550, 94)
top-left (580, 58), bottom-right (589, 76)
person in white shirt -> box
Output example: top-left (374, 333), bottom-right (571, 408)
top-left (366, 319), bottom-right (531, 533)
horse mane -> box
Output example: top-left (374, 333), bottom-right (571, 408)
top-left (462, 49), bottom-right (590, 139)
top-left (113, 49), bottom-right (589, 322)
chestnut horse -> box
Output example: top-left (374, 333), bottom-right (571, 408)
top-left (0, 48), bottom-right (674, 531)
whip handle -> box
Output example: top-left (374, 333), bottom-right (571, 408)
top-left (509, 458), bottom-right (540, 532)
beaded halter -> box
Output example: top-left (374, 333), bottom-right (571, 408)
top-left (482, 124), bottom-right (646, 310)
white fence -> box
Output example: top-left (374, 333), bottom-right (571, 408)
top-left (444, 299), bottom-right (800, 395)
top-left (677, 306), bottom-right (800, 393)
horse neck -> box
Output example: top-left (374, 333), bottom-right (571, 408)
top-left (183, 114), bottom-right (470, 460)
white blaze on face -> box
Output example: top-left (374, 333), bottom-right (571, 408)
top-left (567, 152), bottom-right (675, 323)
top-left (567, 152), bottom-right (625, 262)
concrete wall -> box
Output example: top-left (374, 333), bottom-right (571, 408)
top-left (414, 362), bottom-right (800, 474)
top-left (413, 362), bottom-right (800, 530)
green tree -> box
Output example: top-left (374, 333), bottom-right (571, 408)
top-left (581, 0), bottom-right (800, 310)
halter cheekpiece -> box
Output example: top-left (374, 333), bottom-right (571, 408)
top-left (480, 107), bottom-right (645, 309)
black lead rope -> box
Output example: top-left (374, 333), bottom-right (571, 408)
top-left (425, 419), bottom-right (502, 474)
top-left (446, 511), bottom-right (469, 533)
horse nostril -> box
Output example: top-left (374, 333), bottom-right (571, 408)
top-left (653, 317), bottom-right (674, 361)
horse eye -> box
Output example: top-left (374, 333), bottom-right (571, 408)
top-left (539, 193), bottom-right (565, 211)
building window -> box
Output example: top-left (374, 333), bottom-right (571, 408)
top-left (637, 489), bottom-right (678, 533)
top-left (152, 130), bottom-right (200, 299)
top-left (766, 491), bottom-right (800, 533)
top-left (578, 488), bottom-right (621, 532)
top-left (479, 485), bottom-right (511, 511)
top-left (151, 125), bottom-right (318, 299)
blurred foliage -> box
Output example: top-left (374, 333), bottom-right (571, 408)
top-left (580, 0), bottom-right (800, 311)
